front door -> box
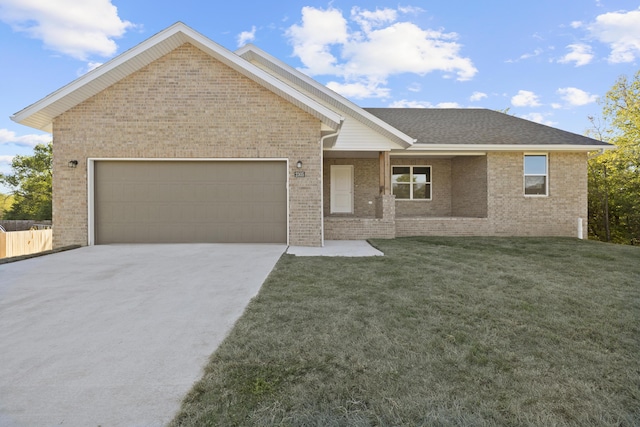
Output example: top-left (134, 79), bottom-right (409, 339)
top-left (330, 165), bottom-right (354, 214)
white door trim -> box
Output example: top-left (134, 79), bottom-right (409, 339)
top-left (87, 158), bottom-right (289, 245)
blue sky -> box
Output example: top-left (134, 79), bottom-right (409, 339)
top-left (1, 0), bottom-right (639, 190)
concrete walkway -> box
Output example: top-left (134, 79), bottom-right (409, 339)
top-left (0, 244), bottom-right (285, 427)
top-left (287, 240), bottom-right (384, 257)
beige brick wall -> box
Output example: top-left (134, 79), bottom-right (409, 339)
top-left (451, 156), bottom-right (488, 217)
top-left (322, 157), bottom-right (455, 219)
top-left (323, 158), bottom-right (379, 217)
top-left (391, 158), bottom-right (452, 217)
top-left (396, 217), bottom-right (491, 237)
top-left (487, 152), bottom-right (588, 237)
top-left (52, 43), bottom-right (322, 247)
top-left (324, 217), bottom-right (395, 240)
top-left (324, 194), bottom-right (396, 240)
top-left (323, 152), bottom-right (588, 240)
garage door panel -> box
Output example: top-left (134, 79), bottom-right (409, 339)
top-left (95, 161), bottom-right (286, 244)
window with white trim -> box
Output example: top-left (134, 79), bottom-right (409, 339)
top-left (392, 166), bottom-right (431, 200)
top-left (524, 154), bottom-right (548, 196)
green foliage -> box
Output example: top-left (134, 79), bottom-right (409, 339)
top-left (0, 192), bottom-right (15, 219)
top-left (588, 70), bottom-right (640, 244)
top-left (0, 143), bottom-right (52, 220)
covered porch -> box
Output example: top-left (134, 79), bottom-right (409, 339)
top-left (323, 150), bottom-right (490, 240)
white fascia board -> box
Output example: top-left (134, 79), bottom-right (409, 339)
top-left (391, 151), bottom-right (487, 157)
top-left (236, 45), bottom-right (415, 148)
top-left (404, 144), bottom-right (615, 152)
top-left (325, 148), bottom-right (392, 152)
top-left (12, 22), bottom-right (343, 132)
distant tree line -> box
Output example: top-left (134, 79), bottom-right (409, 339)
top-left (0, 142), bottom-right (52, 220)
top-left (588, 70), bottom-right (640, 245)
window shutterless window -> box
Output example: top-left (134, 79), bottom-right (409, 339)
top-left (392, 166), bottom-right (431, 200)
top-left (524, 154), bottom-right (548, 196)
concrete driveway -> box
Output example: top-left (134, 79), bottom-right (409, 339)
top-left (0, 244), bottom-right (285, 427)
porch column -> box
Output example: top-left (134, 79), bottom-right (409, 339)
top-left (379, 151), bottom-right (391, 195)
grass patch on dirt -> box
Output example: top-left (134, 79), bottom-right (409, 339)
top-left (171, 237), bottom-right (640, 427)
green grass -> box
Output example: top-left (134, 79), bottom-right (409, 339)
top-left (171, 237), bottom-right (640, 427)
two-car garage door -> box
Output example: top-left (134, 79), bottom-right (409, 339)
top-left (94, 161), bottom-right (287, 244)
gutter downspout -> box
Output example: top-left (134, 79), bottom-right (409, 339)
top-left (319, 122), bottom-right (343, 247)
top-left (588, 148), bottom-right (607, 160)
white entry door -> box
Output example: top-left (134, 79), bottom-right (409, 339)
top-left (330, 165), bottom-right (354, 213)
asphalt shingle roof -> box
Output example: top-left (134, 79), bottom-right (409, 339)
top-left (364, 108), bottom-right (610, 146)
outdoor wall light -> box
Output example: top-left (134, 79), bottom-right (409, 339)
top-left (68, 160), bottom-right (78, 168)
top-left (296, 160), bottom-right (303, 168)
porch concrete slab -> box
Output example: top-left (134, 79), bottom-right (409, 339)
top-left (0, 243), bottom-right (286, 427)
top-left (287, 240), bottom-right (384, 257)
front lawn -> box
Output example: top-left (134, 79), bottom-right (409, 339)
top-left (171, 237), bottom-right (640, 427)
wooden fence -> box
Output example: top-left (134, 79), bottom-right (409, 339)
top-left (0, 229), bottom-right (53, 259)
top-left (0, 220), bottom-right (52, 231)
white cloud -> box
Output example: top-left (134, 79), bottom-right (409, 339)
top-left (407, 82), bottom-right (422, 92)
top-left (341, 22), bottom-right (477, 80)
top-left (398, 6), bottom-right (425, 15)
top-left (0, 129), bottom-right (51, 147)
top-left (77, 61), bottom-right (103, 76)
top-left (570, 21), bottom-right (583, 29)
top-left (285, 6), bottom-right (349, 75)
top-left (551, 103), bottom-right (562, 109)
top-left (588, 8), bottom-right (640, 63)
top-left (558, 43), bottom-right (594, 66)
top-left (470, 91), bottom-right (487, 102)
top-left (389, 100), bottom-right (431, 108)
top-left (506, 48), bottom-right (543, 63)
top-left (351, 7), bottom-right (397, 33)
top-left (286, 6), bottom-right (477, 99)
top-left (388, 99), bottom-right (461, 108)
top-left (520, 48), bottom-right (543, 60)
top-left (0, 0), bottom-right (134, 60)
top-left (237, 26), bottom-right (257, 47)
top-left (521, 113), bottom-right (555, 126)
top-left (86, 61), bottom-right (103, 71)
top-left (511, 90), bottom-right (541, 107)
top-left (0, 155), bottom-right (15, 165)
top-left (557, 87), bottom-right (598, 106)
top-left (326, 80), bottom-right (390, 99)
top-left (436, 102), bottom-right (462, 108)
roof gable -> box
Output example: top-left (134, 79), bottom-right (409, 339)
top-left (236, 44), bottom-right (415, 149)
top-left (12, 22), bottom-right (343, 133)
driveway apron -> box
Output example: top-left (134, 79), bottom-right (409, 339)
top-left (0, 244), bottom-right (285, 427)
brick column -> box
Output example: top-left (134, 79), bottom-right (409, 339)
top-left (376, 194), bottom-right (396, 220)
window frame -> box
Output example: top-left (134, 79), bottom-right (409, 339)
top-left (391, 165), bottom-right (432, 201)
top-left (523, 153), bottom-right (548, 197)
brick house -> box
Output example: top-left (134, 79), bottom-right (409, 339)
top-left (11, 23), bottom-right (611, 248)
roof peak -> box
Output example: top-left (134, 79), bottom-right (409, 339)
top-left (11, 22), bottom-right (343, 132)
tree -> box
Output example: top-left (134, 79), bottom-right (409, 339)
top-left (0, 192), bottom-right (15, 219)
top-left (0, 143), bottom-right (52, 220)
top-left (588, 70), bottom-right (640, 244)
